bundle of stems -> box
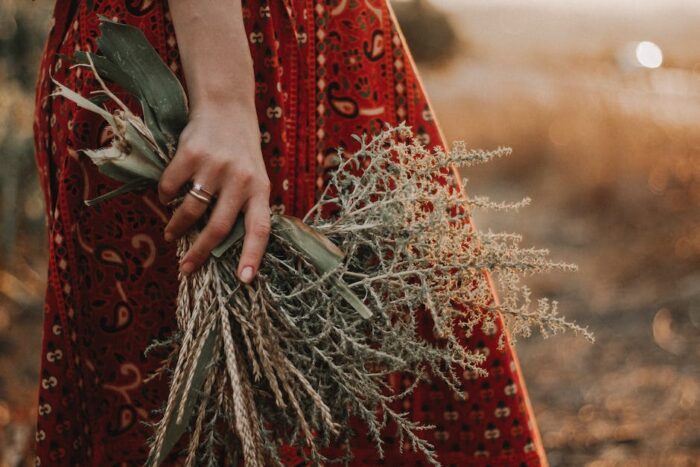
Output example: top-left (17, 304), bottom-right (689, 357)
top-left (54, 17), bottom-right (593, 467)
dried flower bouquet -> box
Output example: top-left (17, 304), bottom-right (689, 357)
top-left (53, 17), bottom-right (592, 467)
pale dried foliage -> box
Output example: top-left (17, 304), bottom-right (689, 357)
top-left (144, 123), bottom-right (592, 466)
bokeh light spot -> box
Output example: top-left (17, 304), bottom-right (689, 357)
top-left (635, 41), bottom-right (663, 69)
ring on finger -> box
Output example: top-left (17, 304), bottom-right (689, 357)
top-left (187, 182), bottom-right (216, 204)
top-left (192, 182), bottom-right (215, 198)
top-left (187, 189), bottom-right (212, 204)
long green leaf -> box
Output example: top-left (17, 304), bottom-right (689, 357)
top-left (272, 215), bottom-right (345, 270)
top-left (272, 214), bottom-right (373, 318)
top-left (84, 178), bottom-right (153, 206)
top-left (147, 325), bottom-right (218, 467)
top-left (211, 215), bottom-right (246, 258)
top-left (75, 50), bottom-right (170, 154)
top-left (98, 161), bottom-right (142, 183)
top-left (334, 280), bottom-right (373, 320)
top-left (140, 100), bottom-right (170, 157)
top-left (74, 50), bottom-right (140, 96)
top-left (96, 17), bottom-right (188, 147)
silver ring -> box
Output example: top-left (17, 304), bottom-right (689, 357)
top-left (187, 189), bottom-right (211, 204)
top-left (191, 182), bottom-right (215, 198)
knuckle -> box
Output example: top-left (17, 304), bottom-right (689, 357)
top-left (206, 219), bottom-right (232, 238)
top-left (237, 169), bottom-right (254, 185)
top-left (178, 205), bottom-right (201, 222)
top-left (189, 150), bottom-right (206, 165)
top-left (206, 155), bottom-right (229, 172)
top-left (186, 247), bottom-right (207, 265)
top-left (250, 220), bottom-right (271, 238)
top-left (158, 178), bottom-right (176, 197)
top-left (178, 145), bottom-right (205, 165)
top-left (258, 178), bottom-right (272, 194)
top-left (178, 141), bottom-right (201, 157)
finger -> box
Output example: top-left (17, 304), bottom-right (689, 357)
top-left (178, 187), bottom-right (243, 275)
top-left (164, 180), bottom-right (215, 242)
top-left (158, 147), bottom-right (196, 205)
top-left (237, 195), bottom-right (271, 284)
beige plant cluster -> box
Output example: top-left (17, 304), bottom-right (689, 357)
top-left (142, 123), bottom-right (592, 467)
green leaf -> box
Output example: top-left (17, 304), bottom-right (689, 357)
top-left (146, 325), bottom-right (218, 467)
top-left (82, 145), bottom-right (162, 181)
top-left (75, 50), bottom-right (170, 155)
top-left (96, 17), bottom-right (188, 148)
top-left (272, 214), bottom-right (373, 318)
top-left (74, 50), bottom-right (140, 96)
top-left (140, 100), bottom-right (170, 157)
top-left (98, 161), bottom-right (142, 183)
top-left (84, 178), bottom-right (153, 206)
top-left (211, 215), bottom-right (246, 258)
top-left (88, 94), bottom-right (112, 106)
top-left (124, 120), bottom-right (167, 173)
top-left (272, 214), bottom-right (344, 270)
top-left (334, 279), bottom-right (373, 319)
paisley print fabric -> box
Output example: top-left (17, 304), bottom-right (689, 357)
top-left (32, 0), bottom-right (548, 465)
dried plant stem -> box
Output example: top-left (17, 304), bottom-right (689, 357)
top-left (218, 283), bottom-right (264, 467)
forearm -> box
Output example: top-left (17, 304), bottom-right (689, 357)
top-left (163, 0), bottom-right (269, 282)
top-left (168, 0), bottom-right (255, 112)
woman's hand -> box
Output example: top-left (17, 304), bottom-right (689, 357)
top-left (157, 102), bottom-right (271, 283)
top-left (165, 0), bottom-right (269, 283)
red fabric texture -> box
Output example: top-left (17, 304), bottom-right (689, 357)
top-left (32, 0), bottom-right (548, 465)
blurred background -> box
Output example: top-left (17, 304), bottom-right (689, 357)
top-left (0, 0), bottom-right (698, 465)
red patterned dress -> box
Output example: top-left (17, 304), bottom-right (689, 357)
top-left (32, 1), bottom-right (547, 465)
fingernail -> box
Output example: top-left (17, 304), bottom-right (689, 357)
top-left (239, 266), bottom-right (254, 283)
top-left (180, 261), bottom-right (194, 276)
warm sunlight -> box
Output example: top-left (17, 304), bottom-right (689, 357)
top-left (635, 40), bottom-right (664, 68)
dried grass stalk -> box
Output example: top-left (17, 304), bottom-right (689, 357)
top-left (141, 124), bottom-right (592, 466)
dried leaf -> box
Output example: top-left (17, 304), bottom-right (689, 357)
top-left (51, 78), bottom-right (115, 125)
top-left (123, 120), bottom-right (166, 173)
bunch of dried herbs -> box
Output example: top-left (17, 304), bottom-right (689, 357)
top-left (54, 17), bottom-right (592, 467)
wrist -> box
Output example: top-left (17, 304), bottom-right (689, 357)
top-left (188, 98), bottom-right (258, 129)
top-left (188, 77), bottom-right (256, 115)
